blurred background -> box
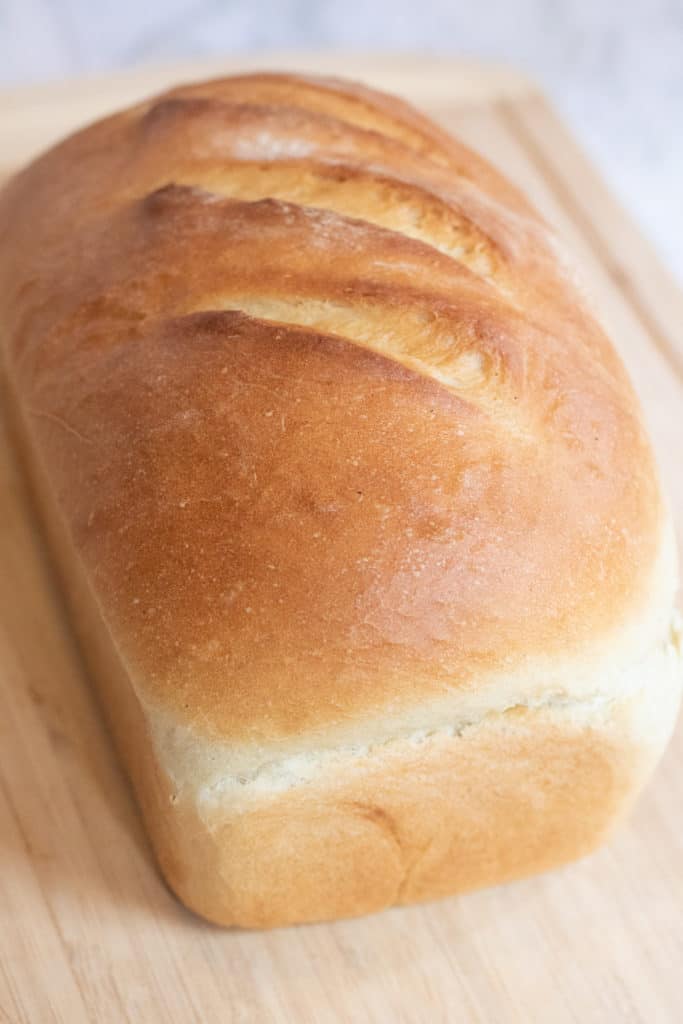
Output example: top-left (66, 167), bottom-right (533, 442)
top-left (2, 0), bottom-right (681, 280)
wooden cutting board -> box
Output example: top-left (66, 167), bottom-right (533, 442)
top-left (1, 54), bottom-right (682, 1024)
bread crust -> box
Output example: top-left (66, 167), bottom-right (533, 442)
top-left (1, 72), bottom-right (680, 926)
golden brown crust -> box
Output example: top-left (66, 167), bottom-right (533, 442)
top-left (3, 298), bottom-right (660, 741)
top-left (7, 360), bottom-right (680, 928)
top-left (0, 72), bottom-right (679, 927)
top-left (0, 170), bottom-right (663, 741)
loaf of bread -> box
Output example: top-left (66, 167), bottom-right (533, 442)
top-left (1, 72), bottom-right (680, 928)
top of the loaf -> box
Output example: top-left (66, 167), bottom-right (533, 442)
top-left (0, 72), bottom-right (675, 754)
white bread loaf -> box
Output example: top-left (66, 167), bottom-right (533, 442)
top-left (0, 72), bottom-right (680, 928)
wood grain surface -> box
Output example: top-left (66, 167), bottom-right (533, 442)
top-left (1, 55), bottom-right (682, 1024)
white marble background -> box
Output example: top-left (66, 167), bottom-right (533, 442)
top-left (1, 0), bottom-right (682, 281)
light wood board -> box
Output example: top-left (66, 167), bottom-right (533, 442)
top-left (1, 54), bottom-right (682, 1024)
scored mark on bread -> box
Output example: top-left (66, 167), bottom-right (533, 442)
top-left (157, 75), bottom-right (461, 168)
top-left (203, 294), bottom-right (537, 441)
top-left (146, 163), bottom-right (505, 291)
